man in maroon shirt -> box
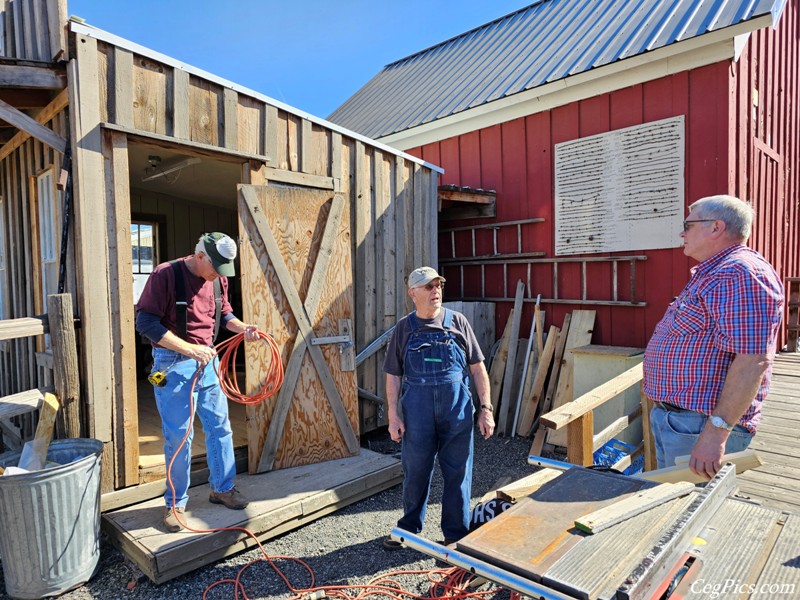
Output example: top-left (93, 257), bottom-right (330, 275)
top-left (136, 232), bottom-right (258, 532)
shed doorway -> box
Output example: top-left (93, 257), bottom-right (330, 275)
top-left (125, 141), bottom-right (248, 485)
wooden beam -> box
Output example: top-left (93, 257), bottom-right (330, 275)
top-left (637, 449), bottom-right (762, 484)
top-left (574, 482), bottom-right (695, 534)
top-left (47, 294), bottom-right (81, 439)
top-left (70, 35), bottom-right (115, 449)
top-left (540, 362), bottom-right (644, 430)
top-left (438, 188), bottom-right (496, 204)
top-left (0, 316), bottom-right (48, 340)
top-left (0, 64), bottom-right (67, 89)
top-left (0, 88), bottom-right (69, 161)
top-left (263, 166), bottom-right (335, 190)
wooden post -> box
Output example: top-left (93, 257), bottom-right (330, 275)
top-left (640, 383), bottom-right (656, 471)
top-left (567, 412), bottom-right (593, 466)
top-left (47, 293), bottom-right (81, 438)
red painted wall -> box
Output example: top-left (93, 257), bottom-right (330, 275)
top-left (409, 66), bottom-right (730, 348)
top-left (406, 5), bottom-right (799, 351)
top-left (732, 0), bottom-right (800, 347)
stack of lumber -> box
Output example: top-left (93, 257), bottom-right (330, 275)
top-left (487, 297), bottom-right (596, 451)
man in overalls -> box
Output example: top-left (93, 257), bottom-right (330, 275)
top-left (383, 266), bottom-right (494, 550)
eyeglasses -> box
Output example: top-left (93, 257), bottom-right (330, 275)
top-left (421, 281), bottom-right (444, 291)
top-left (682, 219), bottom-right (717, 232)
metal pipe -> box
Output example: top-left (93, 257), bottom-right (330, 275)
top-left (389, 529), bottom-right (574, 600)
top-left (527, 455), bottom-right (574, 471)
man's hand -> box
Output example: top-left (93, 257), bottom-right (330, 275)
top-left (478, 409), bottom-right (495, 439)
top-left (186, 344), bottom-right (217, 366)
top-left (689, 425), bottom-right (728, 479)
top-left (243, 325), bottom-right (259, 343)
top-left (388, 414), bottom-right (405, 442)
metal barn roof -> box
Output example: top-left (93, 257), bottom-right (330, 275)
top-left (329, 0), bottom-right (785, 140)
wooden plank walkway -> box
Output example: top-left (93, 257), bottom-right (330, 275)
top-left (737, 352), bottom-right (800, 513)
top-left (102, 449), bottom-right (402, 584)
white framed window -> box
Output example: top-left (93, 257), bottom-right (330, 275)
top-left (131, 221), bottom-right (158, 303)
top-left (37, 169), bottom-right (60, 304)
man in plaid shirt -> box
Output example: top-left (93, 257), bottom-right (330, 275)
top-left (643, 195), bottom-right (784, 478)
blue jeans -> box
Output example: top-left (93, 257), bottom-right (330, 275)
top-left (399, 378), bottom-right (474, 541)
top-left (151, 347), bottom-right (236, 508)
top-left (650, 405), bottom-right (754, 468)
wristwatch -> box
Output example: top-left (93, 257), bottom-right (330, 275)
top-left (479, 404), bottom-right (493, 413)
top-left (709, 415), bottom-right (733, 431)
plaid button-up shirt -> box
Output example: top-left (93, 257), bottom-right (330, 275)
top-left (643, 244), bottom-right (784, 432)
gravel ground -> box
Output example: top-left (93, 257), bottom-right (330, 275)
top-left (0, 432), bottom-right (541, 600)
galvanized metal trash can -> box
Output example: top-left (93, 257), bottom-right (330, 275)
top-left (0, 438), bottom-right (103, 599)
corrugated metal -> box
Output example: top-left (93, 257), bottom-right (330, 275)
top-left (330, 0), bottom-right (782, 139)
top-left (0, 439), bottom-right (102, 598)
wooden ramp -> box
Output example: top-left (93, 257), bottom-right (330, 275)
top-left (738, 352), bottom-right (800, 512)
top-left (102, 450), bottom-right (401, 584)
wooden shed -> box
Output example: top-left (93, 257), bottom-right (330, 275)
top-left (0, 0), bottom-right (441, 504)
top-left (331, 0), bottom-right (800, 350)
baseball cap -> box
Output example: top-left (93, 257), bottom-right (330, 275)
top-left (201, 232), bottom-right (237, 277)
top-left (407, 266), bottom-right (445, 289)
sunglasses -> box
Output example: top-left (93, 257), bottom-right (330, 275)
top-left (682, 219), bottom-right (716, 232)
top-left (421, 281), bottom-right (444, 291)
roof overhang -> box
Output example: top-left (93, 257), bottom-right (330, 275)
top-left (69, 21), bottom-right (444, 174)
top-left (379, 14), bottom-right (774, 151)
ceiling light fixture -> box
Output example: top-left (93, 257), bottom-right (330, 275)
top-left (141, 156), bottom-right (201, 182)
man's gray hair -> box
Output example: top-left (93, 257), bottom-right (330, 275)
top-left (689, 195), bottom-right (754, 242)
top-left (194, 237), bottom-right (206, 256)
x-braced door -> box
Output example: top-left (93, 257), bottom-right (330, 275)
top-left (239, 184), bottom-right (359, 473)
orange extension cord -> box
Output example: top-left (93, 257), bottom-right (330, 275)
top-left (162, 330), bottom-right (507, 600)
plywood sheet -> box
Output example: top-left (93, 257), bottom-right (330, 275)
top-left (239, 184), bottom-right (357, 471)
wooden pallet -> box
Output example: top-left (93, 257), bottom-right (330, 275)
top-left (102, 449), bottom-right (402, 584)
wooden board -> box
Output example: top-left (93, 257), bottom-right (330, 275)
top-left (239, 185), bottom-right (357, 473)
top-left (488, 308), bottom-right (515, 413)
top-left (457, 468), bottom-right (655, 579)
top-left (547, 310), bottom-right (596, 447)
top-left (517, 325), bottom-right (558, 436)
top-left (574, 481), bottom-right (695, 533)
top-left (102, 449), bottom-right (402, 584)
top-left (498, 281), bottom-right (525, 435)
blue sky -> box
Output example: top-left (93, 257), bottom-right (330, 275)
top-left (68, 0), bottom-right (528, 119)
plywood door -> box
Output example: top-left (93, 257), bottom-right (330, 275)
top-left (238, 184), bottom-right (359, 473)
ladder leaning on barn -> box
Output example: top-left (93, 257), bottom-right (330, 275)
top-left (0, 294), bottom-right (81, 454)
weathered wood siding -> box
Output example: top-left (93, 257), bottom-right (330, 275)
top-left (0, 102), bottom-right (72, 400)
top-left (66, 25), bottom-right (438, 486)
top-left (0, 0), bottom-right (66, 61)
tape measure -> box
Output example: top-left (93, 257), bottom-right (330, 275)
top-left (148, 371), bottom-right (167, 387)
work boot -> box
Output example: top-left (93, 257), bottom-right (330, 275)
top-left (382, 535), bottom-right (403, 550)
top-left (164, 506), bottom-right (185, 533)
top-left (209, 486), bottom-right (249, 510)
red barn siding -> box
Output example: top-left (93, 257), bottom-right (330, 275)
top-left (733, 0), bottom-right (800, 347)
top-left (410, 6), bottom-right (800, 350)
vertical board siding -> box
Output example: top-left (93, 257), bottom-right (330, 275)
top-left (0, 0), bottom-right (65, 61)
top-left (734, 1), bottom-right (800, 346)
top-left (0, 115), bottom-right (69, 399)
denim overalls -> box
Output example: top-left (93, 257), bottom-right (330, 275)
top-left (397, 309), bottom-right (475, 541)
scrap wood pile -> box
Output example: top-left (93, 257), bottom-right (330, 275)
top-left (486, 279), bottom-right (596, 456)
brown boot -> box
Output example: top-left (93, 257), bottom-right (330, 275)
top-left (164, 506), bottom-right (185, 532)
top-left (209, 487), bottom-right (249, 510)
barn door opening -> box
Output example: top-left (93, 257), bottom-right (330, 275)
top-left (238, 184), bottom-right (359, 473)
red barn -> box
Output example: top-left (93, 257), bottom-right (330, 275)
top-left (331, 0), bottom-right (800, 349)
